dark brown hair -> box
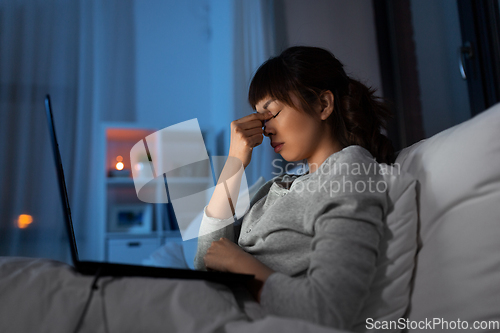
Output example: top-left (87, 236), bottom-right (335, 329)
top-left (248, 46), bottom-right (395, 164)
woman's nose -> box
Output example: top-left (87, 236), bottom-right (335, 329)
top-left (263, 124), bottom-right (273, 137)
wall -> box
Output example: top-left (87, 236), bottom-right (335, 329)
top-left (410, 0), bottom-right (471, 137)
top-left (279, 0), bottom-right (383, 95)
top-left (133, 0), bottom-right (212, 133)
top-left (282, 0), bottom-right (472, 139)
top-left (133, 0), bottom-right (383, 154)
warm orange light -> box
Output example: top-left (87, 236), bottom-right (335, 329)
top-left (18, 214), bottom-right (33, 229)
top-left (116, 155), bottom-right (123, 162)
top-left (115, 162), bottom-right (124, 170)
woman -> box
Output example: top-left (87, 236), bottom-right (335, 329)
top-left (194, 46), bottom-right (394, 329)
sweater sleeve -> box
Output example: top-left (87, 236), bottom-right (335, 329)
top-left (193, 178), bottom-right (276, 271)
top-left (259, 172), bottom-right (387, 329)
top-left (193, 206), bottom-right (239, 271)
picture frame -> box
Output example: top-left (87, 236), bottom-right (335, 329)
top-left (108, 203), bottom-right (153, 234)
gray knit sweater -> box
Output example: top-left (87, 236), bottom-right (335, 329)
top-left (194, 145), bottom-right (388, 329)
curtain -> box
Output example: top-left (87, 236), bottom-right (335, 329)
top-left (0, 0), bottom-right (276, 263)
top-left (0, 0), bottom-right (136, 263)
top-left (235, 0), bottom-right (280, 184)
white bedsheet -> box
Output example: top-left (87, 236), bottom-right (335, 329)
top-left (0, 257), bottom-right (347, 333)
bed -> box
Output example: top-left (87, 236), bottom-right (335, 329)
top-left (2, 102), bottom-right (499, 332)
top-left (0, 256), bottom-right (345, 333)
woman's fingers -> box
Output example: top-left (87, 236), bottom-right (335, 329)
top-left (204, 239), bottom-right (226, 271)
top-left (232, 112), bottom-right (273, 132)
top-left (233, 111), bottom-right (273, 127)
top-left (244, 127), bottom-right (265, 137)
top-left (247, 132), bottom-right (265, 147)
top-left (231, 120), bottom-right (264, 134)
top-left (230, 126), bottom-right (262, 150)
top-left (231, 122), bottom-right (265, 143)
top-left (204, 237), bottom-right (243, 272)
top-left (228, 112), bottom-right (273, 168)
top-left (231, 129), bottom-right (264, 151)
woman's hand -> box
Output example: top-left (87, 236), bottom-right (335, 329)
top-left (228, 112), bottom-right (273, 169)
top-left (205, 112), bottom-right (272, 220)
top-left (203, 237), bottom-right (247, 272)
top-left (204, 237), bottom-right (275, 303)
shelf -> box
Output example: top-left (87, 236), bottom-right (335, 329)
top-left (102, 124), bottom-right (212, 264)
top-left (166, 177), bottom-right (213, 184)
top-left (106, 230), bottom-right (181, 238)
top-left (107, 177), bottom-right (134, 185)
top-left (107, 127), bottom-right (156, 143)
top-left (106, 232), bottom-right (159, 239)
top-left (163, 230), bottom-right (182, 237)
top-left (106, 176), bottom-right (213, 186)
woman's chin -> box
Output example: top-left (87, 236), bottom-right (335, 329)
top-left (274, 149), bottom-right (302, 163)
top-left (281, 154), bottom-right (299, 163)
top-left (279, 153), bottom-right (289, 161)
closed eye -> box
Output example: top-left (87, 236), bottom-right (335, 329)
top-left (272, 110), bottom-right (282, 118)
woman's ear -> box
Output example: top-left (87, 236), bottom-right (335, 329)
top-left (319, 90), bottom-right (334, 120)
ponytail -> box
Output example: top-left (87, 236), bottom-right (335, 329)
top-left (334, 78), bottom-right (394, 164)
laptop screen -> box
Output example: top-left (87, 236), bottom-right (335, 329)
top-left (44, 95), bottom-right (250, 270)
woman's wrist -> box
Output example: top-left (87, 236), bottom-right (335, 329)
top-left (227, 153), bottom-right (249, 169)
top-left (230, 251), bottom-right (274, 302)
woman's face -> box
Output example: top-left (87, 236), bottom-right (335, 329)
top-left (255, 94), bottom-right (341, 170)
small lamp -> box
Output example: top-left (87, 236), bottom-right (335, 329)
top-left (109, 155), bottom-right (131, 177)
top-left (115, 155), bottom-right (125, 170)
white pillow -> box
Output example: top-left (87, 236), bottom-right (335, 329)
top-left (353, 165), bottom-right (418, 332)
top-left (396, 103), bottom-right (500, 330)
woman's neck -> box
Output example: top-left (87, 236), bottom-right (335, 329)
top-left (307, 140), bottom-right (343, 174)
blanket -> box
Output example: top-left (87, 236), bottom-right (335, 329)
top-left (0, 257), bottom-right (346, 333)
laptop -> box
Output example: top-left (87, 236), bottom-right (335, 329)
top-left (44, 94), bottom-right (253, 283)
